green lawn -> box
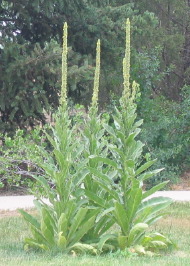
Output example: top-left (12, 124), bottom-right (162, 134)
top-left (0, 203), bottom-right (190, 266)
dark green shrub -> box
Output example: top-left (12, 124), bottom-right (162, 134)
top-left (139, 86), bottom-right (190, 187)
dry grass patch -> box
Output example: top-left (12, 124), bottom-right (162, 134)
top-left (0, 208), bottom-right (37, 219)
top-left (156, 216), bottom-right (190, 229)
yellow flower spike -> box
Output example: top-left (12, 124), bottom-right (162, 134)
top-left (131, 81), bottom-right (139, 101)
top-left (60, 22), bottom-right (68, 107)
top-left (123, 18), bottom-right (130, 100)
top-left (91, 39), bottom-right (101, 108)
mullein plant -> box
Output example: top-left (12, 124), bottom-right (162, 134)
top-left (19, 20), bottom-right (174, 255)
top-left (19, 23), bottom-right (99, 254)
top-left (85, 19), bottom-right (174, 254)
top-left (81, 40), bottom-right (116, 243)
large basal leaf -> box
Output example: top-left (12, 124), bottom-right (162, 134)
top-left (98, 219), bottom-right (115, 237)
top-left (57, 232), bottom-right (67, 249)
top-left (118, 235), bottom-right (128, 250)
top-left (92, 215), bottom-right (113, 237)
top-left (98, 234), bottom-right (117, 252)
top-left (24, 238), bottom-right (49, 251)
top-left (41, 207), bottom-right (56, 231)
top-left (64, 199), bottom-right (77, 222)
top-left (19, 209), bottom-right (40, 230)
top-left (67, 208), bottom-right (88, 241)
top-left (148, 240), bottom-right (167, 250)
top-left (70, 243), bottom-right (97, 255)
top-left (41, 219), bottom-right (54, 246)
top-left (68, 215), bottom-right (96, 246)
top-left (137, 197), bottom-right (173, 219)
top-left (58, 213), bottom-right (68, 237)
top-left (128, 223), bottom-right (148, 246)
top-left (135, 207), bottom-right (167, 225)
top-left (143, 212), bottom-right (166, 225)
top-left (30, 225), bottom-right (48, 245)
top-left (149, 233), bottom-right (171, 244)
top-left (125, 188), bottom-right (142, 223)
top-left (114, 202), bottom-right (129, 235)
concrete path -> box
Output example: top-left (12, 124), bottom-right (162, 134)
top-left (0, 191), bottom-right (190, 211)
top-left (0, 195), bottom-right (49, 211)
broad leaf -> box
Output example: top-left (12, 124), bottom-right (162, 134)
top-left (24, 238), bottom-right (49, 251)
top-left (69, 215), bottom-right (96, 246)
top-left (98, 234), bottom-right (116, 252)
top-left (126, 188), bottom-right (142, 222)
top-left (118, 235), bottom-right (128, 250)
top-left (114, 202), bottom-right (129, 235)
top-left (58, 213), bottom-right (68, 237)
top-left (57, 232), bottom-right (67, 249)
top-left (70, 243), bottom-right (97, 255)
top-left (138, 197), bottom-right (173, 214)
top-left (67, 208), bottom-right (88, 241)
top-left (137, 169), bottom-right (164, 182)
top-left (19, 210), bottom-right (40, 230)
top-left (85, 190), bottom-right (107, 208)
top-left (89, 156), bottom-right (118, 168)
top-left (142, 181), bottom-right (169, 200)
top-left (135, 159), bottom-right (157, 176)
top-left (128, 223), bottom-right (148, 246)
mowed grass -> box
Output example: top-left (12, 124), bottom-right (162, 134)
top-left (0, 203), bottom-right (190, 266)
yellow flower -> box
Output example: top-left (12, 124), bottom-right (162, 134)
top-left (91, 39), bottom-right (101, 108)
top-left (123, 18), bottom-right (130, 100)
top-left (131, 81), bottom-right (139, 101)
top-left (60, 22), bottom-right (68, 107)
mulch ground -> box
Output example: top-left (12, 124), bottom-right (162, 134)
top-left (0, 187), bottom-right (29, 196)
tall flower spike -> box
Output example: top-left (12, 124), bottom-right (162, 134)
top-left (91, 39), bottom-right (101, 108)
top-left (60, 22), bottom-right (68, 107)
top-left (123, 18), bottom-right (130, 100)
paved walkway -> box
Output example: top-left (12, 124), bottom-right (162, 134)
top-left (0, 195), bottom-right (49, 211)
top-left (0, 191), bottom-right (190, 211)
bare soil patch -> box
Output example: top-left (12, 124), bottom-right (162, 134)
top-left (0, 210), bottom-right (21, 218)
top-left (170, 171), bottom-right (190, 191)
